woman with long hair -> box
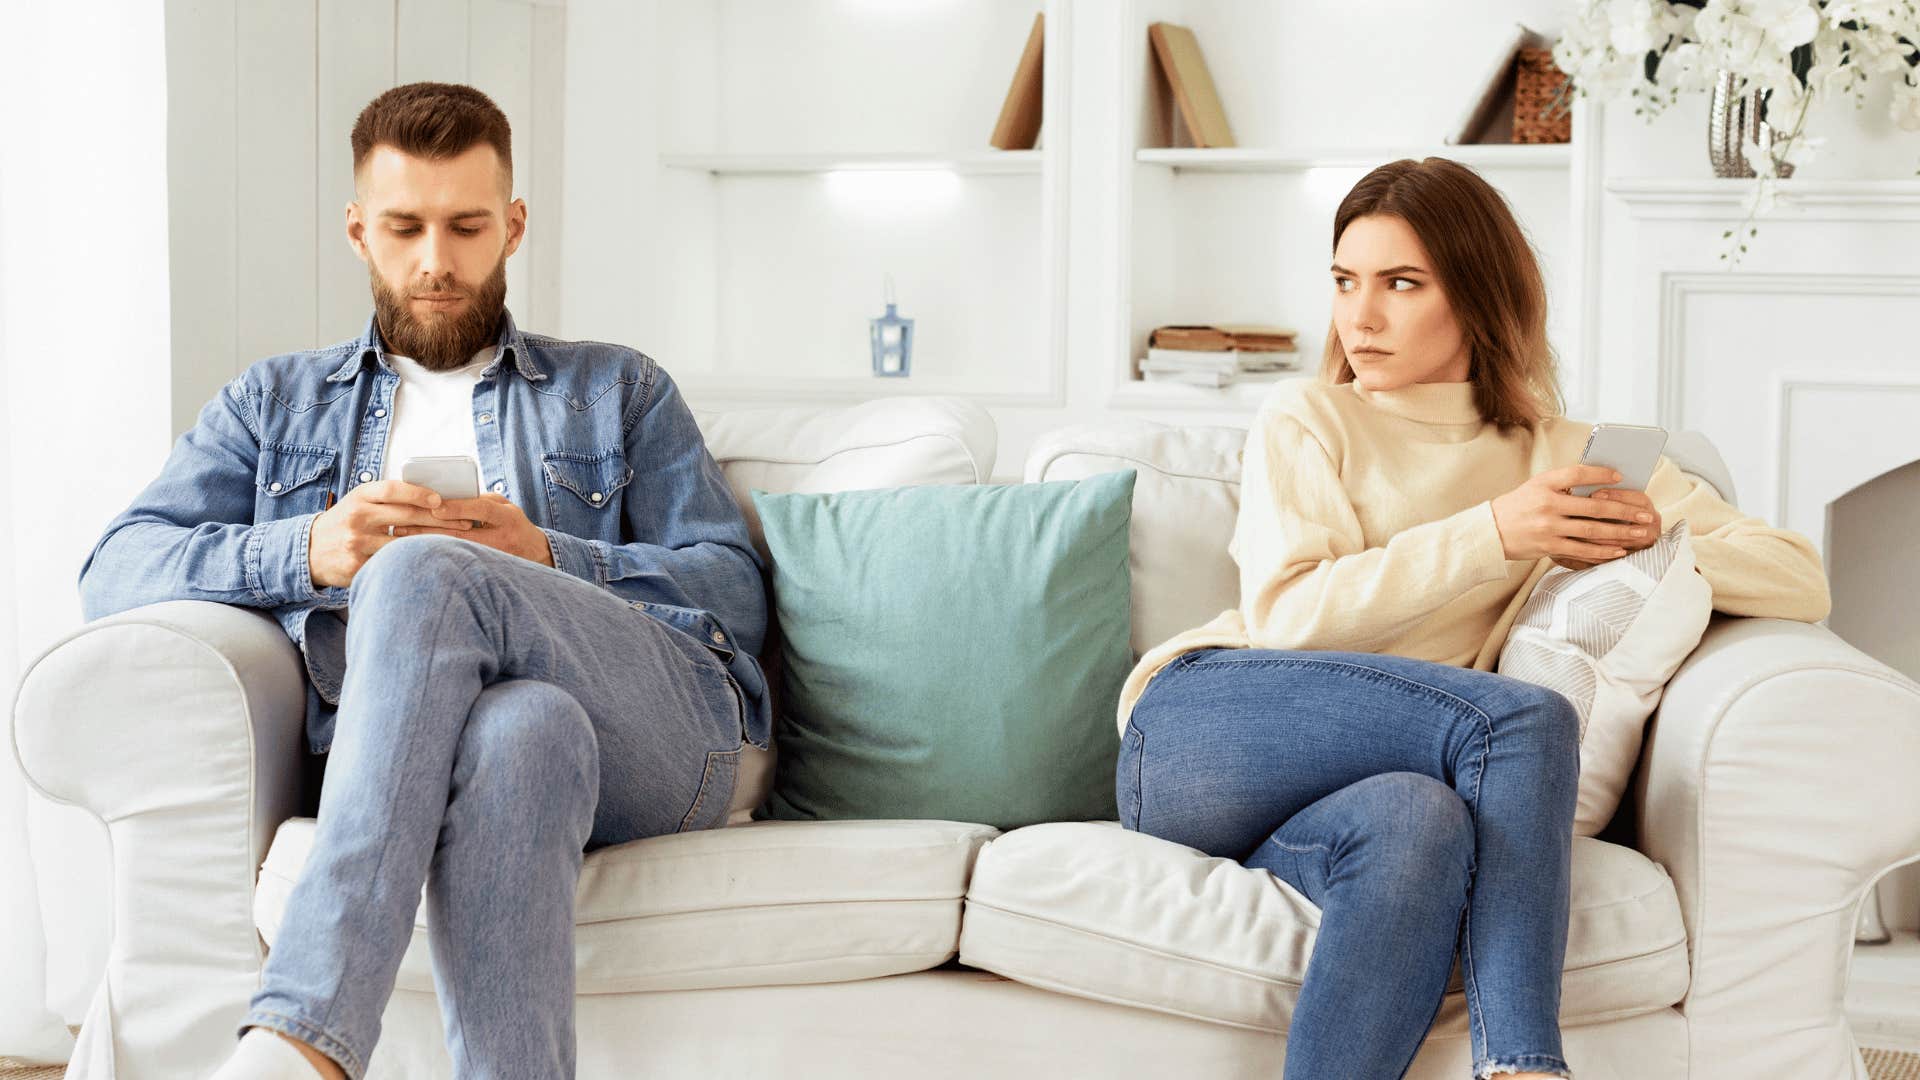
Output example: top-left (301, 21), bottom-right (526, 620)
top-left (1115, 157), bottom-right (1829, 1079)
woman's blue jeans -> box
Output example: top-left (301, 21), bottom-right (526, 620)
top-left (239, 536), bottom-right (747, 1080)
top-left (1119, 648), bottom-right (1581, 1080)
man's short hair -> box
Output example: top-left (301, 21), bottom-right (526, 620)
top-left (350, 82), bottom-right (513, 195)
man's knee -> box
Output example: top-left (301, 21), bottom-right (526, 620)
top-left (349, 534), bottom-right (477, 602)
top-left (453, 680), bottom-right (599, 814)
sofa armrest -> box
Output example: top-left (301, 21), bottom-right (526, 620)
top-left (1631, 615), bottom-right (1920, 1078)
top-left (10, 600), bottom-right (307, 1079)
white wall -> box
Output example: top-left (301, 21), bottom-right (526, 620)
top-left (0, 0), bottom-right (174, 1060)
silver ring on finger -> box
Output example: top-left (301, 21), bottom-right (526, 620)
top-left (387, 524), bottom-right (395, 537)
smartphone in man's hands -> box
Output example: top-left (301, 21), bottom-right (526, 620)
top-left (1572, 424), bottom-right (1668, 497)
top-left (400, 455), bottom-right (481, 500)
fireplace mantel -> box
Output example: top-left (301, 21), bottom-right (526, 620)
top-left (1589, 173), bottom-right (1920, 551)
top-left (1605, 178), bottom-right (1920, 221)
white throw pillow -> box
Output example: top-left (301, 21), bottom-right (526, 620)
top-left (1498, 520), bottom-right (1713, 836)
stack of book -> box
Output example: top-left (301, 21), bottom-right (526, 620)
top-left (1140, 324), bottom-right (1301, 388)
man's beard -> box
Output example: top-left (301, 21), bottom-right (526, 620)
top-left (369, 253), bottom-right (509, 372)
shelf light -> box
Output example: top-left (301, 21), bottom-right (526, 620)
top-left (824, 167), bottom-right (962, 213)
top-left (1301, 164), bottom-right (1371, 203)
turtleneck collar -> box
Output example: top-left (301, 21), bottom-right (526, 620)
top-left (1348, 379), bottom-right (1482, 425)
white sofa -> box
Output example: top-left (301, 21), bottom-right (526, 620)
top-left (13, 396), bottom-right (1920, 1079)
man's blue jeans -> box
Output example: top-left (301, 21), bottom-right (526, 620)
top-left (1119, 648), bottom-right (1580, 1080)
top-left (239, 536), bottom-right (748, 1079)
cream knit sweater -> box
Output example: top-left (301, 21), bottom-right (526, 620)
top-left (1115, 378), bottom-right (1831, 735)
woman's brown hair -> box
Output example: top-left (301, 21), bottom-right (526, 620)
top-left (1322, 157), bottom-right (1562, 430)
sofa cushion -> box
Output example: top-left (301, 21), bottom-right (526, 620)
top-left (751, 470), bottom-right (1136, 829)
top-left (696, 396), bottom-right (998, 563)
top-left (957, 821), bottom-right (1689, 1036)
top-left (255, 816), bottom-right (998, 994)
top-left (1024, 420), bottom-right (1245, 660)
top-left (697, 396), bottom-right (998, 819)
top-left (1500, 519), bottom-right (1714, 836)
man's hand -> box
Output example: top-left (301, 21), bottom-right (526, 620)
top-left (391, 492), bottom-right (555, 568)
top-left (309, 480), bottom-right (468, 589)
top-left (1550, 488), bottom-right (1663, 572)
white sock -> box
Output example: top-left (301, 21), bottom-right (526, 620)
top-left (207, 1027), bottom-right (330, 1080)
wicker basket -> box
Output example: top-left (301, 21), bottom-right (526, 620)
top-left (1512, 47), bottom-right (1572, 144)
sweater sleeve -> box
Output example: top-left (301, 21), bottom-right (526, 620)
top-left (1235, 409), bottom-right (1513, 652)
top-left (1644, 456), bottom-right (1831, 622)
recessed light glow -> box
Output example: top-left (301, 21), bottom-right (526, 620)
top-left (1302, 165), bottom-right (1369, 203)
top-left (824, 168), bottom-right (963, 214)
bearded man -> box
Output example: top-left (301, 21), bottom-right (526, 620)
top-left (78, 82), bottom-right (769, 1080)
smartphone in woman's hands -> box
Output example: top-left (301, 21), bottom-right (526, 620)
top-left (1572, 424), bottom-right (1668, 497)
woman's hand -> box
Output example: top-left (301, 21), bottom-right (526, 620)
top-left (1551, 488), bottom-right (1663, 571)
top-left (1490, 465), bottom-right (1659, 567)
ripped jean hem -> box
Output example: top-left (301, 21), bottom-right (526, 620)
top-left (1474, 1053), bottom-right (1573, 1078)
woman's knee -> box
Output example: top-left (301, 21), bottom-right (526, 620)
top-left (1346, 772), bottom-right (1475, 885)
top-left (1493, 681), bottom-right (1582, 758)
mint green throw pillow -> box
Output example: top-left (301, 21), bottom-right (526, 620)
top-left (749, 470), bottom-right (1136, 830)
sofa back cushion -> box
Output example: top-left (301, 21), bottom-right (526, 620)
top-left (1025, 420), bottom-right (1245, 659)
top-left (696, 396), bottom-right (998, 561)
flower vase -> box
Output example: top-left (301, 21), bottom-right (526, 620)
top-left (1707, 71), bottom-right (1795, 179)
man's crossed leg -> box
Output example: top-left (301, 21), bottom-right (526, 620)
top-left (220, 536), bottom-right (747, 1079)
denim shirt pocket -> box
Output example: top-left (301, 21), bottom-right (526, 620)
top-left (541, 448), bottom-right (634, 539)
top-left (255, 443), bottom-right (337, 519)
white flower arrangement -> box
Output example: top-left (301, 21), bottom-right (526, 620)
top-left (1552, 0), bottom-right (1920, 260)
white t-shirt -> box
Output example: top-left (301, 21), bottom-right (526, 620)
top-left (378, 346), bottom-right (495, 483)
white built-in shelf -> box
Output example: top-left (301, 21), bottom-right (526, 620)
top-left (1108, 373), bottom-right (1311, 412)
top-left (660, 151), bottom-right (1044, 176)
top-left (1135, 144), bottom-right (1573, 173)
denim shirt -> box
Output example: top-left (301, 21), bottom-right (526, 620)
top-left (78, 310), bottom-right (772, 755)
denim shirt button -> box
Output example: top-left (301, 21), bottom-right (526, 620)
top-left (358, 471), bottom-right (373, 483)
top-left (710, 630), bottom-right (726, 645)
top-left (373, 408), bottom-right (387, 418)
top-left (478, 412), bottom-right (493, 424)
top-left (491, 480), bottom-right (507, 494)
top-left (589, 491), bottom-right (604, 503)
top-left (268, 481), bottom-right (284, 492)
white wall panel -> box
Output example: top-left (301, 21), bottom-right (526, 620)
top-left (166, 0), bottom-right (239, 437)
top-left (234, 0), bottom-right (319, 364)
top-left (398, 0), bottom-right (471, 84)
top-left (469, 0), bottom-right (536, 326)
top-left (529, 3), bottom-right (567, 330)
top-left (318, 0), bottom-right (399, 347)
